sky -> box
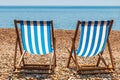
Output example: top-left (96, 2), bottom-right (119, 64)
top-left (0, 0), bottom-right (120, 6)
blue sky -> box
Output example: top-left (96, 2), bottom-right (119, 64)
top-left (0, 0), bottom-right (120, 6)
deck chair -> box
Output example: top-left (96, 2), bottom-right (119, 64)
top-left (14, 20), bottom-right (56, 74)
top-left (67, 20), bottom-right (114, 74)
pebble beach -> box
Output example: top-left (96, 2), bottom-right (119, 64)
top-left (0, 28), bottom-right (120, 80)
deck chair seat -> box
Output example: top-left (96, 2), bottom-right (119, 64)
top-left (14, 20), bottom-right (56, 74)
top-left (67, 20), bottom-right (115, 74)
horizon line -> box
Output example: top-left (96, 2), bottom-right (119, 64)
top-left (0, 6), bottom-right (120, 9)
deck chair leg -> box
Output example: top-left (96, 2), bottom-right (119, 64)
top-left (16, 51), bottom-right (25, 68)
top-left (18, 45), bottom-right (25, 66)
top-left (107, 40), bottom-right (115, 70)
top-left (49, 53), bottom-right (53, 73)
top-left (98, 54), bottom-right (108, 67)
top-left (14, 38), bottom-right (25, 70)
top-left (14, 38), bottom-right (18, 71)
top-left (52, 52), bottom-right (56, 70)
top-left (73, 47), bottom-right (80, 70)
top-left (96, 52), bottom-right (103, 66)
top-left (74, 54), bottom-right (79, 70)
top-left (54, 52), bottom-right (56, 67)
top-left (52, 53), bottom-right (56, 68)
top-left (67, 48), bottom-right (79, 68)
top-left (53, 53), bottom-right (56, 67)
top-left (67, 48), bottom-right (75, 68)
top-left (67, 50), bottom-right (72, 68)
top-left (53, 38), bottom-right (56, 67)
top-left (51, 37), bottom-right (56, 72)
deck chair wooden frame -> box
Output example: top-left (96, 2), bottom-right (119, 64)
top-left (67, 20), bottom-right (115, 74)
top-left (14, 19), bottom-right (56, 74)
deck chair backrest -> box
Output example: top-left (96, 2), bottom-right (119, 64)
top-left (76, 20), bottom-right (112, 57)
top-left (16, 20), bottom-right (54, 55)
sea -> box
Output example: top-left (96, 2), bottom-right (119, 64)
top-left (0, 6), bottom-right (120, 30)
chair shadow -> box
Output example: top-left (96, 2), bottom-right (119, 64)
top-left (78, 73), bottom-right (111, 79)
top-left (68, 67), bottom-right (112, 79)
top-left (9, 71), bottom-right (54, 80)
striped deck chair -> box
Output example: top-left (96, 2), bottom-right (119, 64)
top-left (14, 20), bottom-right (56, 74)
top-left (67, 20), bottom-right (115, 74)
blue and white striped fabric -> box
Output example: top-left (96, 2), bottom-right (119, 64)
top-left (20, 21), bottom-right (53, 55)
top-left (76, 21), bottom-right (110, 57)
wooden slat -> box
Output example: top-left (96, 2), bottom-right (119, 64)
top-left (16, 66), bottom-right (53, 70)
top-left (14, 70), bottom-right (54, 74)
top-left (80, 64), bottom-right (96, 67)
top-left (78, 66), bottom-right (113, 71)
top-left (78, 70), bottom-right (113, 75)
top-left (24, 64), bottom-right (53, 66)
